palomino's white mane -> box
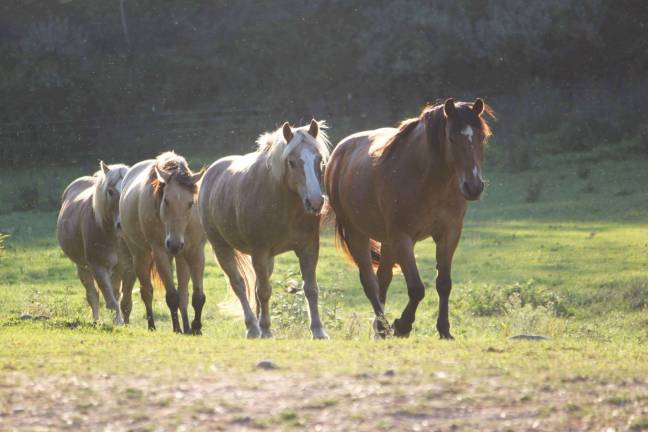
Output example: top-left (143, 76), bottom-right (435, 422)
top-left (255, 121), bottom-right (331, 180)
top-left (93, 164), bottom-right (128, 229)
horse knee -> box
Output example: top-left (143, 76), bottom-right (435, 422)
top-left (165, 290), bottom-right (180, 310)
top-left (192, 292), bottom-right (206, 310)
top-left (409, 283), bottom-right (425, 303)
top-left (436, 275), bottom-right (452, 296)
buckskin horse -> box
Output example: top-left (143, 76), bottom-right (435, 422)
top-left (324, 99), bottom-right (494, 339)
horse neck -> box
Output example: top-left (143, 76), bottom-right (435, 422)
top-left (392, 119), bottom-right (453, 184)
top-left (258, 154), bottom-right (305, 218)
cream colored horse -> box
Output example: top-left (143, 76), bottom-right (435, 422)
top-left (119, 151), bottom-right (206, 334)
top-left (199, 120), bottom-right (330, 339)
top-left (57, 161), bottom-right (135, 323)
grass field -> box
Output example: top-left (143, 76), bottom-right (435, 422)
top-left (1, 150), bottom-right (648, 431)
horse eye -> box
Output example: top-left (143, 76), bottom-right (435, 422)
top-left (107, 189), bottom-right (114, 196)
top-left (164, 198), bottom-right (169, 206)
top-left (288, 160), bottom-right (296, 168)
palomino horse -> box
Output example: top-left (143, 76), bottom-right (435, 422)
top-left (324, 99), bottom-right (493, 339)
top-left (199, 120), bottom-right (330, 339)
top-left (57, 161), bottom-right (135, 324)
top-left (119, 152), bottom-right (206, 334)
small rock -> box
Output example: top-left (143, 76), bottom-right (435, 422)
top-left (20, 313), bottom-right (32, 321)
top-left (384, 369), bottom-right (396, 377)
top-left (509, 334), bottom-right (548, 341)
top-left (256, 360), bottom-right (278, 370)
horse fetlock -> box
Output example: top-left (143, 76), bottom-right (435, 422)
top-left (260, 328), bottom-right (273, 339)
top-left (246, 325), bottom-right (261, 339)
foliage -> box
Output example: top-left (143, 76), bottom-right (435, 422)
top-left (0, 1), bottom-right (647, 166)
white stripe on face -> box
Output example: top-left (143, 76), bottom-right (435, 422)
top-left (472, 165), bottom-right (479, 178)
top-left (461, 125), bottom-right (474, 142)
top-left (301, 149), bottom-right (321, 198)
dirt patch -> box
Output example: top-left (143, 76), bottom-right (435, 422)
top-left (1, 370), bottom-right (647, 431)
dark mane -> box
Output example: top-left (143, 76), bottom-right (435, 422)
top-left (148, 152), bottom-right (198, 199)
top-left (377, 101), bottom-right (495, 162)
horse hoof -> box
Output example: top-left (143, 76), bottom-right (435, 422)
top-left (392, 319), bottom-right (411, 338)
top-left (311, 328), bottom-right (329, 340)
top-left (191, 321), bottom-right (202, 336)
top-left (246, 326), bottom-right (261, 339)
top-left (439, 331), bottom-right (454, 340)
top-left (372, 317), bottom-right (391, 339)
top-left (260, 328), bottom-right (273, 339)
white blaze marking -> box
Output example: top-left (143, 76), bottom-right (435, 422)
top-left (461, 125), bottom-right (474, 142)
top-left (301, 149), bottom-right (320, 198)
top-left (472, 165), bottom-right (479, 178)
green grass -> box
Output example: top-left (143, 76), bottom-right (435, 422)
top-left (1, 151), bottom-right (647, 430)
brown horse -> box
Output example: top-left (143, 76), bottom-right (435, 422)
top-left (199, 120), bottom-right (330, 339)
top-left (57, 161), bottom-right (136, 324)
top-left (324, 99), bottom-right (493, 339)
top-left (119, 152), bottom-right (206, 334)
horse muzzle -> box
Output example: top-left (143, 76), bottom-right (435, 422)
top-left (165, 239), bottom-right (185, 256)
top-left (460, 179), bottom-right (484, 201)
top-left (304, 195), bottom-right (325, 215)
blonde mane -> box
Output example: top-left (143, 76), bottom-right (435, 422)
top-left (148, 151), bottom-right (199, 198)
top-left (255, 120), bottom-right (331, 181)
top-left (93, 163), bottom-right (128, 230)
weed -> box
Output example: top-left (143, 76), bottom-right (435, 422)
top-left (525, 179), bottom-right (544, 203)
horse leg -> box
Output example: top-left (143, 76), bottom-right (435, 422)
top-left (133, 252), bottom-right (156, 330)
top-left (391, 235), bottom-right (425, 337)
top-left (296, 242), bottom-right (328, 340)
top-left (252, 252), bottom-right (274, 338)
top-left (90, 264), bottom-right (124, 325)
top-left (117, 240), bottom-right (136, 324)
top-left (77, 265), bottom-right (99, 321)
top-left (435, 227), bottom-right (461, 340)
top-left (376, 244), bottom-right (395, 310)
top-left (152, 248), bottom-right (181, 333)
top-left (176, 256), bottom-right (191, 334)
top-left (345, 229), bottom-right (387, 337)
top-left (186, 247), bottom-right (206, 335)
top-left (211, 240), bottom-right (260, 338)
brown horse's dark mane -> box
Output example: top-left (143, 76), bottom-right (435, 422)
top-left (148, 155), bottom-right (198, 199)
top-left (377, 101), bottom-right (495, 162)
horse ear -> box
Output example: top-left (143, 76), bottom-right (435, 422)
top-left (472, 98), bottom-right (484, 116)
top-left (100, 160), bottom-right (110, 174)
top-left (308, 119), bottom-right (319, 138)
top-left (282, 122), bottom-right (293, 142)
top-left (154, 166), bottom-right (170, 184)
top-left (191, 168), bottom-right (205, 185)
top-left (443, 98), bottom-right (456, 118)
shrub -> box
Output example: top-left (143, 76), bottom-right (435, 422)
top-left (525, 179), bottom-right (544, 203)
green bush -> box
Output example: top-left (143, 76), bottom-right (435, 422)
top-left (460, 280), bottom-right (570, 318)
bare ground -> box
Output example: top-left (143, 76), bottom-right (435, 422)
top-left (2, 369), bottom-right (647, 431)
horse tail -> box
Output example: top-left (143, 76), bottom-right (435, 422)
top-left (323, 201), bottom-right (383, 271)
top-left (232, 250), bottom-right (257, 313)
top-left (149, 258), bottom-right (166, 298)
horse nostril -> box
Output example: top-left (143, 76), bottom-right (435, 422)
top-left (165, 239), bottom-right (171, 250)
top-left (305, 198), bottom-right (312, 209)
